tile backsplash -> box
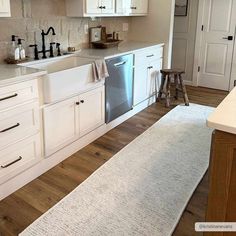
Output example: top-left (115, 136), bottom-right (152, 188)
top-left (0, 0), bottom-right (130, 62)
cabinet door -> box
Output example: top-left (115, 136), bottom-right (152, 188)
top-left (131, 0), bottom-right (148, 14)
top-left (0, 0), bottom-right (10, 16)
top-left (101, 0), bottom-right (115, 14)
top-left (78, 86), bottom-right (105, 137)
top-left (43, 97), bottom-right (79, 156)
top-left (133, 65), bottom-right (148, 106)
top-left (147, 59), bottom-right (163, 98)
top-left (86, 0), bottom-right (101, 14)
top-left (116, 0), bottom-right (132, 14)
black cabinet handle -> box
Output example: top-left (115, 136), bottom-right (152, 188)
top-left (0, 93), bottom-right (18, 102)
top-left (80, 100), bottom-right (85, 103)
top-left (148, 66), bottom-right (153, 70)
top-left (131, 6), bottom-right (137, 9)
top-left (1, 156), bottom-right (22, 169)
top-left (76, 102), bottom-right (80, 105)
top-left (0, 123), bottom-right (20, 133)
top-left (147, 54), bottom-right (154, 58)
top-left (102, 6), bottom-right (106, 9)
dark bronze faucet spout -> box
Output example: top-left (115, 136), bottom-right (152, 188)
top-left (40, 27), bottom-right (56, 59)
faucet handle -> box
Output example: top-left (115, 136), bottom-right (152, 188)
top-left (29, 44), bottom-right (39, 60)
top-left (56, 43), bottom-right (61, 56)
top-left (50, 42), bottom-right (56, 46)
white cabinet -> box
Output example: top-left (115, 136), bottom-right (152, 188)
top-left (79, 86), bottom-right (105, 136)
top-left (66, 0), bottom-right (115, 17)
top-left (44, 86), bottom-right (105, 156)
top-left (43, 97), bottom-right (79, 156)
top-left (133, 46), bottom-right (163, 106)
top-left (0, 0), bottom-right (11, 17)
top-left (116, 0), bottom-right (148, 15)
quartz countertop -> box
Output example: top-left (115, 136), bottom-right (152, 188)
top-left (207, 87), bottom-right (235, 134)
top-left (0, 41), bottom-right (163, 87)
top-left (0, 64), bottom-right (46, 87)
top-left (77, 41), bottom-right (164, 59)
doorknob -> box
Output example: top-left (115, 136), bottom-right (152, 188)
top-left (222, 36), bottom-right (234, 41)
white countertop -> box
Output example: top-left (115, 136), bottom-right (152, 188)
top-left (0, 64), bottom-right (46, 87)
top-left (207, 87), bottom-right (235, 134)
top-left (0, 41), bottom-right (164, 87)
top-left (77, 41), bottom-right (164, 59)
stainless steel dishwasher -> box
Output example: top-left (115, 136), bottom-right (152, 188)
top-left (105, 54), bottom-right (134, 123)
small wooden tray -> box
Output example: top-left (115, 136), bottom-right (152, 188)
top-left (4, 58), bottom-right (29, 64)
top-left (92, 40), bottom-right (122, 49)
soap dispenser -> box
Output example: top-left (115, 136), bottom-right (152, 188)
top-left (9, 35), bottom-right (18, 60)
top-left (17, 38), bottom-right (26, 60)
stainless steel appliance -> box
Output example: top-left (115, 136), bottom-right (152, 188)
top-left (105, 54), bottom-right (134, 123)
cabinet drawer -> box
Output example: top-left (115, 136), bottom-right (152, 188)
top-left (135, 46), bottom-right (163, 66)
top-left (0, 134), bottom-right (41, 184)
top-left (0, 80), bottom-right (38, 111)
top-left (0, 102), bottom-right (40, 150)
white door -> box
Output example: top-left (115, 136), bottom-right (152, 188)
top-left (116, 0), bottom-right (132, 14)
top-left (43, 97), bottom-right (79, 156)
top-left (101, 0), bottom-right (115, 14)
top-left (78, 87), bottom-right (105, 137)
top-left (198, 0), bottom-right (236, 90)
top-left (86, 0), bottom-right (101, 14)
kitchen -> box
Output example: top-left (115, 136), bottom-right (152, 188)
top-left (0, 0), bottom-right (235, 235)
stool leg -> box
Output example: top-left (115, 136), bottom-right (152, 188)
top-left (157, 73), bottom-right (165, 102)
top-left (165, 75), bottom-right (171, 108)
top-left (174, 74), bottom-right (179, 100)
top-left (179, 74), bottom-right (189, 106)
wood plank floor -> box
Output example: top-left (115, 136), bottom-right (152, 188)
top-left (0, 86), bottom-right (228, 236)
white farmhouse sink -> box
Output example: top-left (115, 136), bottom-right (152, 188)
top-left (22, 56), bottom-right (99, 104)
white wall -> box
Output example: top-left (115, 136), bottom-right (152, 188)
top-left (128, 0), bottom-right (175, 68)
top-left (172, 0), bottom-right (199, 83)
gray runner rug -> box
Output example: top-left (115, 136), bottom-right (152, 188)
top-left (20, 104), bottom-right (214, 236)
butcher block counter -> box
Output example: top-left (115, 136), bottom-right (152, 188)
top-left (205, 87), bottom-right (236, 235)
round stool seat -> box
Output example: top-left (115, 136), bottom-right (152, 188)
top-left (160, 69), bottom-right (185, 75)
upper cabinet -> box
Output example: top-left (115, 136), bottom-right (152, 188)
top-left (66, 0), bottom-right (148, 17)
top-left (66, 0), bottom-right (115, 17)
top-left (0, 0), bottom-right (11, 17)
top-left (116, 0), bottom-right (148, 15)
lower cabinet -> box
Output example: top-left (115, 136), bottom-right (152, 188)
top-left (0, 134), bottom-right (41, 184)
top-left (44, 86), bottom-right (105, 156)
top-left (133, 57), bottom-right (163, 106)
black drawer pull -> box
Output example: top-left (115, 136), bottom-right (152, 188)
top-left (1, 156), bottom-right (22, 169)
top-left (147, 54), bottom-right (154, 58)
top-left (148, 66), bottom-right (153, 69)
top-left (0, 93), bottom-right (18, 102)
top-left (0, 123), bottom-right (20, 133)
top-left (80, 100), bottom-right (85, 103)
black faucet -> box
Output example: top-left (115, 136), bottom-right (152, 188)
top-left (39, 27), bottom-right (56, 59)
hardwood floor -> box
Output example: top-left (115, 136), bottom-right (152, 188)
top-left (0, 86), bottom-right (228, 236)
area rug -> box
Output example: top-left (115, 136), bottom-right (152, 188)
top-left (20, 104), bottom-right (214, 236)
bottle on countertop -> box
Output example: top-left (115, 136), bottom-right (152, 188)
top-left (9, 35), bottom-right (19, 60)
top-left (17, 38), bottom-right (26, 60)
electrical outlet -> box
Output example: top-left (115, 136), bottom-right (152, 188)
top-left (123, 23), bottom-right (129, 32)
top-left (84, 24), bottom-right (89, 34)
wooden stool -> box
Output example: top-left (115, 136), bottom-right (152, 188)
top-left (157, 69), bottom-right (189, 107)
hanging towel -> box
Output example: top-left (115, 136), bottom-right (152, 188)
top-left (92, 59), bottom-right (109, 82)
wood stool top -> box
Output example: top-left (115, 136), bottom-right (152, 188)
top-left (160, 69), bottom-right (185, 75)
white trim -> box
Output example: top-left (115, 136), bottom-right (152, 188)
top-left (184, 80), bottom-right (194, 86)
top-left (192, 0), bottom-right (205, 86)
top-left (0, 97), bottom-right (156, 200)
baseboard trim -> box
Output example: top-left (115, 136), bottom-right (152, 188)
top-left (0, 97), bottom-right (156, 200)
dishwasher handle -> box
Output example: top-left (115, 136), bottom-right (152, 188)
top-left (114, 60), bottom-right (127, 67)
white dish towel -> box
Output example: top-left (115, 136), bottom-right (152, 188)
top-left (92, 60), bottom-right (109, 82)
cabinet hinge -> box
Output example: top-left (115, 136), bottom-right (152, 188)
top-left (198, 66), bottom-right (201, 72)
top-left (201, 25), bottom-right (204, 31)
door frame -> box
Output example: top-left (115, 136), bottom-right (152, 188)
top-left (192, 0), bottom-right (235, 90)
